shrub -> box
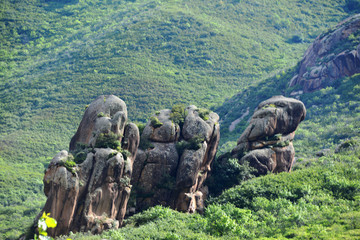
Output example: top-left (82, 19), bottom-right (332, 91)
top-left (170, 104), bottom-right (187, 127)
top-left (207, 158), bottom-right (256, 196)
top-left (95, 132), bottom-right (122, 150)
top-left (175, 136), bottom-right (204, 156)
top-left (125, 206), bottom-right (175, 226)
top-left (196, 108), bottom-right (211, 121)
top-left (204, 203), bottom-right (255, 237)
top-left (138, 137), bottom-right (154, 150)
top-left (74, 151), bottom-right (87, 164)
top-left (120, 149), bottom-right (131, 160)
top-left (97, 112), bottom-right (106, 118)
top-left (136, 122), bottom-right (146, 135)
top-left (150, 116), bottom-right (163, 128)
top-left (107, 151), bottom-right (118, 160)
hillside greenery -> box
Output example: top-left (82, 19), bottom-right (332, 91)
top-left (217, 71), bottom-right (360, 158)
top-left (0, 0), bottom-right (359, 239)
top-left (57, 139), bottom-right (360, 240)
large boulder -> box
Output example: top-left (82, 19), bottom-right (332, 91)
top-left (289, 14), bottom-right (360, 92)
top-left (230, 96), bottom-right (305, 176)
top-left (131, 105), bottom-right (220, 213)
top-left (38, 95), bottom-right (139, 237)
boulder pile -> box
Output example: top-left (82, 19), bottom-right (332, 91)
top-left (39, 95), bottom-right (139, 237)
top-left (131, 105), bottom-right (220, 213)
top-left (230, 96), bottom-right (306, 175)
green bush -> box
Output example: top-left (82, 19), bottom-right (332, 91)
top-left (207, 158), bottom-right (256, 196)
top-left (150, 116), bottom-right (163, 128)
top-left (125, 205), bottom-right (175, 226)
top-left (120, 149), bottom-right (131, 160)
top-left (94, 132), bottom-right (122, 150)
top-left (58, 155), bottom-right (77, 174)
top-left (196, 108), bottom-right (211, 121)
top-left (204, 203), bottom-right (256, 238)
top-left (74, 151), bottom-right (87, 164)
top-left (170, 104), bottom-right (187, 128)
top-left (175, 136), bottom-right (204, 156)
top-left (136, 122), bottom-right (146, 135)
top-left (138, 137), bottom-right (155, 150)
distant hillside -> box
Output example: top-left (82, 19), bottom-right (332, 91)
top-left (217, 14), bottom-right (360, 158)
top-left (0, 0), bottom-right (355, 239)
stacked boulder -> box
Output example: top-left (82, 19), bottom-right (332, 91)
top-left (40, 95), bottom-right (139, 237)
top-left (230, 96), bottom-right (306, 175)
top-left (131, 105), bottom-right (220, 213)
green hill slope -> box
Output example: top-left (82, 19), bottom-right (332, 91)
top-left (0, 0), bottom-right (355, 239)
top-left (55, 140), bottom-right (360, 240)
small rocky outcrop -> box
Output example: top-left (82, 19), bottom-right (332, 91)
top-left (39, 95), bottom-right (139, 237)
top-left (230, 96), bottom-right (306, 175)
top-left (131, 105), bottom-right (220, 213)
top-left (289, 14), bottom-right (360, 92)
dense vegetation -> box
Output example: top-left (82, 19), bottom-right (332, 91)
top-left (0, 0), bottom-right (359, 239)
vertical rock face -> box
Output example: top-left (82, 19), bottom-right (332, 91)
top-left (40, 95), bottom-right (139, 237)
top-left (289, 14), bottom-right (360, 92)
top-left (131, 105), bottom-right (220, 213)
top-left (230, 96), bottom-right (306, 175)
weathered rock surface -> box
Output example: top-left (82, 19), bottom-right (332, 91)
top-left (131, 105), bottom-right (220, 213)
top-left (230, 96), bottom-right (306, 176)
top-left (38, 95), bottom-right (139, 237)
top-left (289, 14), bottom-right (360, 92)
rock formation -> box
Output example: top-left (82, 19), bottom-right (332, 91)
top-left (230, 96), bottom-right (306, 176)
top-left (39, 95), bottom-right (139, 237)
top-left (131, 105), bottom-right (220, 213)
top-left (289, 14), bottom-right (360, 92)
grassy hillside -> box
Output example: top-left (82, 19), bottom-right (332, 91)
top-left (216, 69), bottom-right (360, 158)
top-left (0, 0), bottom-right (356, 239)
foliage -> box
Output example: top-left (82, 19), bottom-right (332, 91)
top-left (150, 116), bottom-right (163, 128)
top-left (135, 122), bottom-right (146, 136)
top-left (170, 104), bottom-right (187, 127)
top-left (138, 136), bottom-right (155, 150)
top-left (345, 0), bottom-right (360, 12)
top-left (94, 132), bottom-right (122, 150)
top-left (0, 0), bottom-right (354, 238)
top-left (61, 148), bottom-right (360, 240)
top-left (218, 67), bottom-right (360, 159)
top-left (175, 136), bottom-right (204, 156)
top-left (58, 155), bottom-right (77, 174)
top-left (207, 158), bottom-right (256, 196)
top-left (120, 149), bottom-right (131, 160)
top-left (73, 151), bottom-right (87, 164)
top-left (196, 108), bottom-right (211, 121)
top-left (70, 142), bottom-right (90, 164)
top-left (35, 212), bottom-right (57, 240)
top-left (119, 176), bottom-right (131, 188)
